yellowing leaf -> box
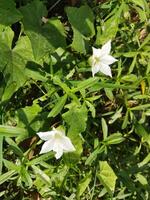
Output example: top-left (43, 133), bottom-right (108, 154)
top-left (97, 161), bottom-right (117, 194)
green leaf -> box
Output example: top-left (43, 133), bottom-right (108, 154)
top-left (104, 133), bottom-right (125, 145)
top-left (96, 4), bottom-right (123, 45)
top-left (77, 172), bottom-right (92, 199)
top-left (63, 103), bottom-right (88, 133)
top-left (5, 137), bottom-right (24, 157)
top-left (66, 5), bottom-right (95, 53)
top-left (0, 125), bottom-right (28, 137)
top-left (20, 166), bottom-right (33, 188)
top-left (0, 0), bottom-right (22, 26)
top-left (101, 118), bottom-right (108, 140)
top-left (0, 170), bottom-right (16, 185)
top-left (130, 0), bottom-right (149, 10)
top-left (0, 136), bottom-right (3, 174)
top-left (85, 100), bottom-right (96, 118)
top-left (0, 26), bottom-right (34, 101)
top-left (71, 77), bottom-right (99, 93)
top-left (48, 94), bottom-right (67, 118)
top-left (138, 153), bottom-right (150, 167)
top-left (16, 101), bottom-right (42, 133)
top-left (27, 152), bottom-right (54, 166)
top-left (85, 145), bottom-right (105, 166)
top-left (135, 123), bottom-right (150, 147)
top-left (97, 161), bottom-right (117, 195)
top-left (20, 0), bottom-right (66, 60)
top-left (3, 159), bottom-right (19, 171)
top-left (32, 165), bottom-right (51, 185)
top-left (136, 174), bottom-right (148, 186)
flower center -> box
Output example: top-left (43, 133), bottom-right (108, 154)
top-left (94, 56), bottom-right (100, 64)
top-left (54, 132), bottom-right (63, 139)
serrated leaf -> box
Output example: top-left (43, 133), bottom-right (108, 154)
top-left (97, 161), bottom-right (117, 194)
top-left (0, 0), bottom-right (22, 26)
top-left (20, 0), bottom-right (66, 60)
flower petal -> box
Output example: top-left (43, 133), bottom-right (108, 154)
top-left (92, 47), bottom-right (102, 57)
top-left (101, 55), bottom-right (117, 65)
top-left (37, 131), bottom-right (55, 141)
top-left (99, 63), bottom-right (112, 77)
top-left (61, 136), bottom-right (76, 152)
top-left (39, 140), bottom-right (54, 154)
top-left (92, 63), bottom-right (100, 77)
top-left (101, 40), bottom-right (111, 55)
top-left (53, 141), bottom-right (63, 159)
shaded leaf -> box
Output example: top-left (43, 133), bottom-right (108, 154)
top-left (0, 0), bottom-right (22, 26)
top-left (20, 0), bottom-right (66, 60)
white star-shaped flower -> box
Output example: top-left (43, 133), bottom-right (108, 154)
top-left (37, 127), bottom-right (75, 159)
top-left (90, 40), bottom-right (117, 77)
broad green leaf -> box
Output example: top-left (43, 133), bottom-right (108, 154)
top-left (0, 27), bottom-right (34, 101)
top-left (63, 103), bottom-right (87, 162)
top-left (97, 161), bottom-right (117, 194)
top-left (25, 65), bottom-right (47, 82)
top-left (0, 125), bottom-right (28, 137)
top-left (77, 172), bottom-right (92, 199)
top-left (48, 94), bottom-right (67, 118)
top-left (20, 0), bottom-right (66, 60)
top-left (0, 0), bottom-right (22, 26)
top-left (0, 170), bottom-right (16, 185)
top-left (63, 103), bottom-right (88, 133)
top-left (16, 101), bottom-right (42, 133)
top-left (64, 134), bottom-right (83, 164)
top-left (66, 5), bottom-right (95, 53)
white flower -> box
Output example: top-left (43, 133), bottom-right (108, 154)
top-left (90, 40), bottom-right (117, 77)
top-left (37, 127), bottom-right (75, 159)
